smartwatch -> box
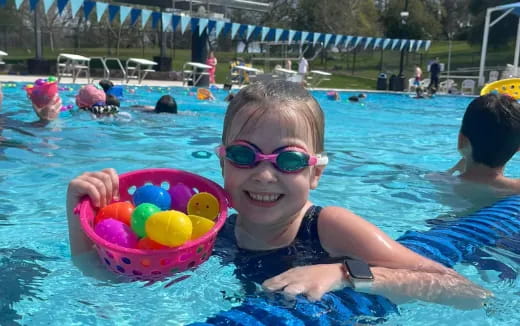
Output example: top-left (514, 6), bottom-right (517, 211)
top-left (343, 258), bottom-right (374, 292)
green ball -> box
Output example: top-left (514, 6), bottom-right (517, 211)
top-left (131, 203), bottom-right (161, 237)
top-left (48, 76), bottom-right (57, 82)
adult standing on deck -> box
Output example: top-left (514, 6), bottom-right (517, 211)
top-left (429, 57), bottom-right (441, 91)
top-left (298, 56), bottom-right (309, 75)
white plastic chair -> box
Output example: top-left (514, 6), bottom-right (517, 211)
top-left (408, 77), bottom-right (417, 92)
top-left (0, 50), bottom-right (7, 65)
top-left (439, 79), bottom-right (456, 93)
top-left (57, 53), bottom-right (91, 83)
top-left (420, 78), bottom-right (430, 88)
top-left (461, 79), bottom-right (475, 95)
top-left (489, 70), bottom-right (499, 82)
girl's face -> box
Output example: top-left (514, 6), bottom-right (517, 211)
top-left (222, 110), bottom-right (324, 225)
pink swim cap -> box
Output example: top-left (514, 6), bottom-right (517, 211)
top-left (76, 84), bottom-right (106, 108)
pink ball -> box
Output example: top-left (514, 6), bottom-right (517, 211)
top-left (168, 183), bottom-right (195, 213)
top-left (94, 218), bottom-right (138, 248)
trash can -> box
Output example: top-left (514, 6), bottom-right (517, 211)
top-left (396, 74), bottom-right (406, 92)
top-left (376, 73), bottom-right (387, 90)
top-left (389, 74), bottom-right (398, 91)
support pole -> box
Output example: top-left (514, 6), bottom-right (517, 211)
top-left (479, 8), bottom-right (491, 86)
top-left (34, 3), bottom-right (42, 60)
top-left (514, 17), bottom-right (520, 76)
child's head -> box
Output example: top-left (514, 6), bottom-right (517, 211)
top-left (106, 94), bottom-right (120, 107)
top-left (219, 80), bottom-right (327, 224)
top-left (459, 93), bottom-right (520, 168)
top-left (76, 85), bottom-right (106, 108)
top-left (154, 95), bottom-right (177, 114)
top-left (99, 80), bottom-right (114, 93)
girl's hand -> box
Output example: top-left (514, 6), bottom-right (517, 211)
top-left (32, 94), bottom-right (62, 121)
top-left (262, 264), bottom-right (348, 301)
top-left (67, 168), bottom-right (120, 210)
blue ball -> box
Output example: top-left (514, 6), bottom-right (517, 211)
top-left (132, 185), bottom-right (171, 210)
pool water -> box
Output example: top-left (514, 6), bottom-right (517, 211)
top-left (0, 83), bottom-right (518, 325)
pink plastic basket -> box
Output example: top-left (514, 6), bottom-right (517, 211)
top-left (77, 168), bottom-right (230, 280)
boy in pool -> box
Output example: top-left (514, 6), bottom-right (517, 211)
top-left (66, 80), bottom-right (489, 309)
top-left (447, 93), bottom-right (520, 194)
top-left (129, 95), bottom-right (178, 114)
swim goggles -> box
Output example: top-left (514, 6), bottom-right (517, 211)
top-left (215, 141), bottom-right (328, 173)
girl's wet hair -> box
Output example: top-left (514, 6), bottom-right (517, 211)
top-left (222, 80), bottom-right (325, 153)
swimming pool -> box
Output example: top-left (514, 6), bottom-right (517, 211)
top-left (0, 83), bottom-right (518, 325)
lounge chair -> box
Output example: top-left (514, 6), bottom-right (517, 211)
top-left (0, 50), bottom-right (7, 65)
top-left (126, 58), bottom-right (157, 84)
top-left (182, 62), bottom-right (211, 86)
top-left (57, 53), bottom-right (91, 84)
top-left (489, 70), bottom-right (499, 82)
top-left (461, 79), bottom-right (475, 95)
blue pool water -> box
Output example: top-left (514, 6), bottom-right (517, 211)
top-left (0, 83), bottom-right (518, 325)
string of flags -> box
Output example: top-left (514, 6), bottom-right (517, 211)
top-left (1, 0), bottom-right (432, 52)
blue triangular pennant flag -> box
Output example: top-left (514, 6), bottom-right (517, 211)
top-left (180, 15), bottom-right (190, 33)
top-left (245, 24), bottom-right (255, 40)
top-left (70, 0), bottom-right (82, 18)
top-left (231, 23), bottom-right (240, 39)
top-left (214, 20), bottom-right (225, 37)
top-left (300, 31), bottom-right (309, 44)
top-left (108, 5), bottom-right (119, 23)
top-left (120, 6), bottom-right (131, 24)
top-left (399, 39), bottom-right (407, 51)
top-left (172, 15), bottom-right (181, 30)
top-left (96, 2), bottom-right (108, 22)
top-left (353, 37), bottom-right (363, 48)
top-left (162, 13), bottom-right (172, 31)
top-left (199, 18), bottom-right (208, 35)
top-left (344, 35), bottom-right (353, 48)
top-left (409, 40), bottom-right (416, 52)
top-left (15, 0), bottom-right (24, 10)
top-left (30, 0), bottom-right (39, 11)
top-left (130, 8), bottom-right (141, 26)
top-left (416, 40), bottom-right (423, 51)
top-left (207, 19), bottom-right (215, 33)
top-left (151, 12), bottom-right (161, 29)
top-left (382, 38), bottom-right (391, 49)
top-left (364, 37), bottom-right (373, 50)
top-left (0, 0), bottom-right (6, 8)
top-left (288, 30), bottom-right (296, 43)
top-left (261, 27), bottom-right (269, 41)
top-left (424, 40), bottom-right (432, 51)
top-left (57, 0), bottom-right (68, 14)
top-left (83, 1), bottom-right (95, 19)
top-left (391, 39), bottom-right (399, 50)
top-left (323, 34), bottom-right (332, 47)
top-left (334, 35), bottom-right (343, 47)
top-left (373, 38), bottom-right (382, 49)
top-left (141, 9), bottom-right (151, 28)
top-left (274, 28), bottom-right (283, 42)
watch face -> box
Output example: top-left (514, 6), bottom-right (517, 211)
top-left (344, 259), bottom-right (374, 280)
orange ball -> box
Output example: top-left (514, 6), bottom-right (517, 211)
top-left (137, 237), bottom-right (167, 250)
top-left (95, 202), bottom-right (135, 226)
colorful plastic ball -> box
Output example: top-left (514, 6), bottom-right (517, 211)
top-left (95, 201), bottom-right (135, 226)
top-left (145, 211), bottom-right (192, 247)
top-left (26, 84), bottom-right (34, 89)
top-left (187, 192), bottom-right (220, 220)
top-left (137, 237), bottom-right (167, 250)
top-left (94, 218), bottom-right (139, 248)
top-left (131, 203), bottom-right (161, 237)
top-left (35, 79), bottom-right (46, 86)
top-left (47, 76), bottom-right (57, 82)
top-left (188, 215), bottom-right (215, 240)
top-left (132, 185), bottom-right (171, 210)
top-left (168, 183), bottom-right (195, 213)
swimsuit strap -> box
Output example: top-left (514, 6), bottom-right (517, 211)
top-left (296, 205), bottom-right (323, 241)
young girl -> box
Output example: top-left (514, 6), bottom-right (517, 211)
top-left (206, 51), bottom-right (217, 84)
top-left (66, 80), bottom-right (489, 309)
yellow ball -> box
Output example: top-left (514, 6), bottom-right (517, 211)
top-left (188, 215), bottom-right (215, 240)
top-left (145, 210), bottom-right (192, 247)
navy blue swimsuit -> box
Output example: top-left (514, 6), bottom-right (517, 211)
top-left (213, 205), bottom-right (333, 286)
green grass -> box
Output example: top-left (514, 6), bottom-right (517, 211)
top-left (2, 41), bottom-right (517, 90)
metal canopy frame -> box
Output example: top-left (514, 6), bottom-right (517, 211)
top-left (113, 0), bottom-right (272, 13)
top-left (478, 2), bottom-right (520, 85)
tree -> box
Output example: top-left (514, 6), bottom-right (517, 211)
top-left (380, 0), bottom-right (442, 39)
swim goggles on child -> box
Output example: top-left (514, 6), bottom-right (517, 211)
top-left (215, 141), bottom-right (328, 173)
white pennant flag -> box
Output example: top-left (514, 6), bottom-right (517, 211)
top-left (382, 38), bottom-right (391, 50)
top-left (334, 35), bottom-right (343, 47)
top-left (353, 37), bottom-right (363, 49)
top-left (344, 36), bottom-right (353, 48)
top-left (246, 25), bottom-right (255, 40)
top-left (300, 31), bottom-right (309, 44)
top-left (96, 3), bottom-right (108, 23)
top-left (312, 33), bottom-right (321, 46)
top-left (416, 40), bottom-right (423, 52)
top-left (70, 0), bottom-right (82, 18)
top-left (231, 23), bottom-right (240, 39)
top-left (199, 18), bottom-right (209, 35)
top-left (288, 30), bottom-right (296, 44)
top-left (214, 20), bottom-right (225, 37)
top-left (364, 37), bottom-right (373, 50)
top-left (274, 28), bottom-right (283, 42)
top-left (400, 40), bottom-right (407, 51)
top-left (391, 39), bottom-right (400, 50)
top-left (180, 15), bottom-right (191, 34)
top-left (323, 34), bottom-right (332, 47)
top-left (120, 6), bottom-right (132, 24)
top-left (162, 13), bottom-right (172, 31)
top-left (424, 40), bottom-right (432, 51)
top-left (15, 0), bottom-right (23, 10)
top-left (43, 0), bottom-right (54, 14)
top-left (261, 27), bottom-right (270, 41)
top-left (141, 9), bottom-right (152, 28)
top-left (409, 40), bottom-right (416, 52)
top-left (373, 38), bottom-right (382, 49)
